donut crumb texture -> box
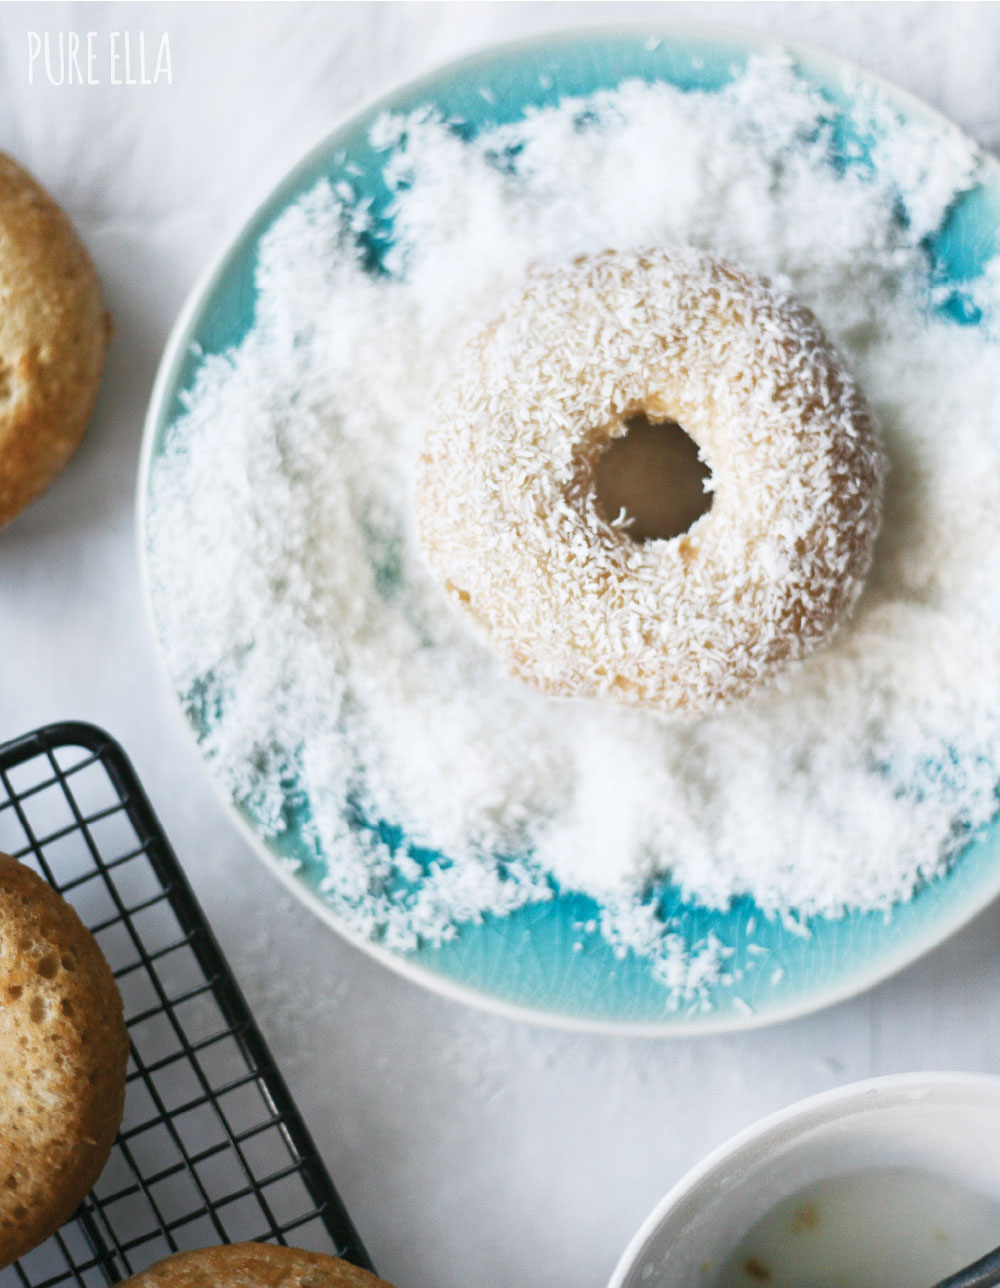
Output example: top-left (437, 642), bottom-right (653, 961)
top-left (0, 853), bottom-right (127, 1267)
top-left (116, 1243), bottom-right (395, 1288)
top-left (0, 153), bottom-right (110, 530)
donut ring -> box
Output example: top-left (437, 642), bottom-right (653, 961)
top-left (415, 248), bottom-right (885, 715)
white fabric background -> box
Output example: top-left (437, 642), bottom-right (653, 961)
top-left (3, 4), bottom-right (1000, 1286)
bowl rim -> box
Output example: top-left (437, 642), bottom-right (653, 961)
top-left (137, 20), bottom-right (1000, 1037)
top-left (607, 1070), bottom-right (1000, 1287)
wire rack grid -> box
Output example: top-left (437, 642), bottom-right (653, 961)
top-left (0, 722), bottom-right (373, 1288)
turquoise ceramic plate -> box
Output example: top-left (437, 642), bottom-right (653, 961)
top-left (139, 26), bottom-right (1000, 1033)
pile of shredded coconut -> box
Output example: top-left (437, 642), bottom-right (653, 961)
top-left (146, 53), bottom-right (1000, 998)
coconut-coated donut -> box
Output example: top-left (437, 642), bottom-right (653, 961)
top-left (415, 248), bottom-right (885, 715)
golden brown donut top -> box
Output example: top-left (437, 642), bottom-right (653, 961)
top-left (0, 152), bottom-right (110, 528)
top-left (0, 852), bottom-right (128, 1266)
top-left (117, 1244), bottom-right (397, 1288)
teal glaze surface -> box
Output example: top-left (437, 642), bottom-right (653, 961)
top-left (143, 27), bottom-right (1000, 1031)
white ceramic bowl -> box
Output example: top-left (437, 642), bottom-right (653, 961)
top-left (609, 1073), bottom-right (1000, 1288)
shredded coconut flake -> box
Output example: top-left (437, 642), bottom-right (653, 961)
top-left (146, 53), bottom-right (1000, 998)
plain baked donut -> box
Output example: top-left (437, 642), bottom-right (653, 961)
top-left (0, 153), bottom-right (110, 530)
top-left (117, 1243), bottom-right (396, 1288)
top-left (0, 852), bottom-right (128, 1266)
top-left (415, 248), bottom-right (885, 715)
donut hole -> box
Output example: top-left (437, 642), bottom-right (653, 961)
top-left (594, 414), bottom-right (712, 542)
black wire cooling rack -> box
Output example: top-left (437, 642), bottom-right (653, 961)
top-left (0, 722), bottom-right (374, 1288)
